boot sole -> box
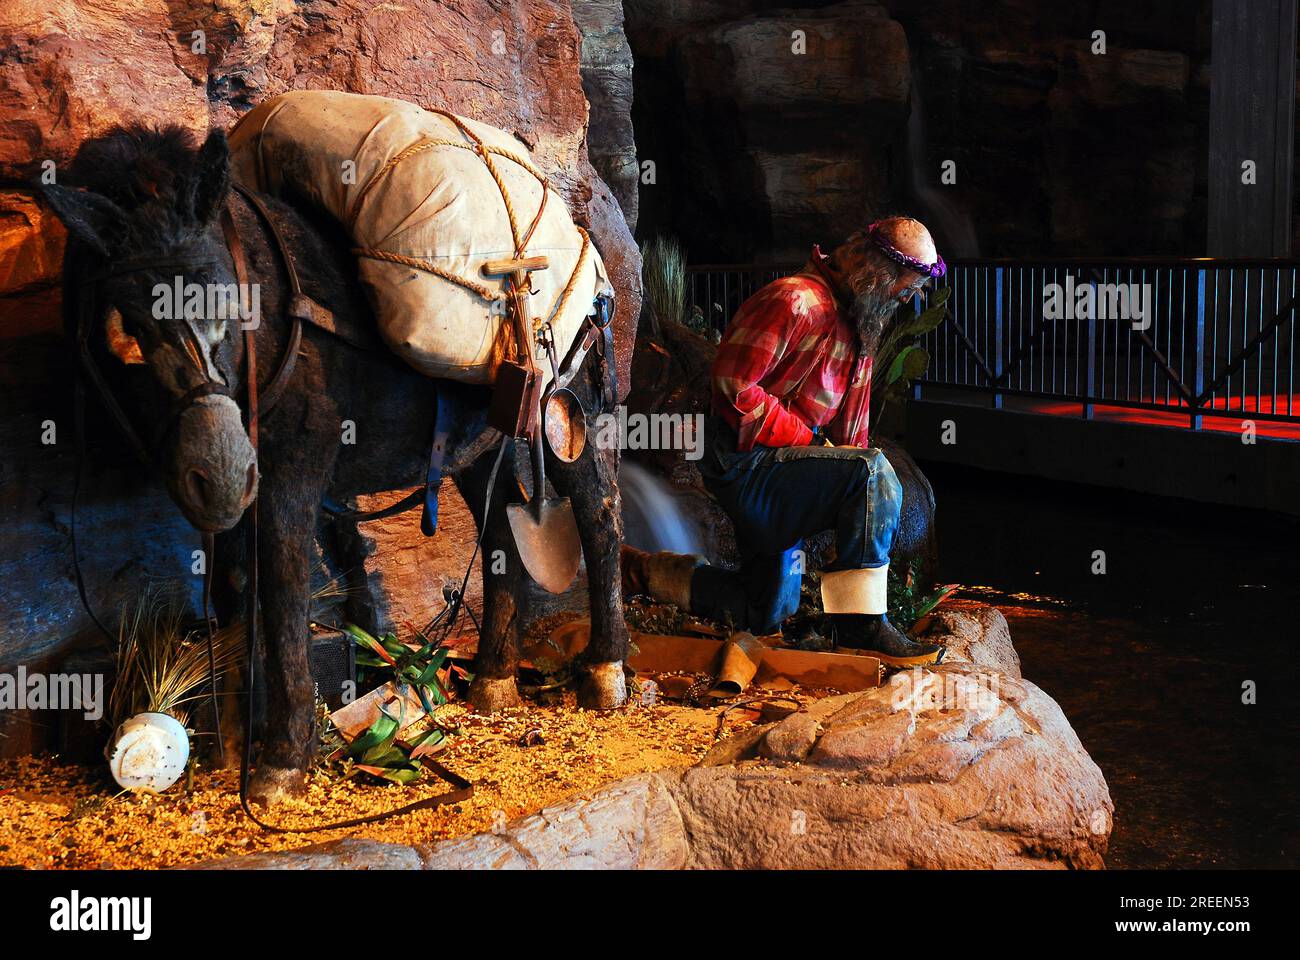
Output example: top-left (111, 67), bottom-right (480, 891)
top-left (843, 646), bottom-right (946, 668)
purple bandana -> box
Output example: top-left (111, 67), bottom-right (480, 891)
top-left (867, 222), bottom-right (946, 279)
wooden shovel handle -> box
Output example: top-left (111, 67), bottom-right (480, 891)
top-left (481, 254), bottom-right (550, 276)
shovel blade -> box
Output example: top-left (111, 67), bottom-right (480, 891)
top-left (506, 497), bottom-right (582, 594)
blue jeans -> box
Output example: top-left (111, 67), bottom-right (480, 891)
top-left (692, 417), bottom-right (902, 633)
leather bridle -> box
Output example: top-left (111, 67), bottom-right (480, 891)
top-left (75, 185), bottom-right (307, 466)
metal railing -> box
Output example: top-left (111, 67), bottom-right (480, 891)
top-left (685, 259), bottom-right (1300, 432)
top-left (685, 263), bottom-right (798, 333)
top-left (921, 259), bottom-right (1300, 429)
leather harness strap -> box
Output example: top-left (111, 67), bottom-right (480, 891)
top-left (222, 185), bottom-right (307, 420)
top-left (420, 386), bottom-right (454, 536)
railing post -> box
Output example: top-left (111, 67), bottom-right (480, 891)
top-left (1085, 272), bottom-right (1096, 420)
top-left (1192, 268), bottom-right (1206, 430)
top-left (992, 267), bottom-right (1004, 409)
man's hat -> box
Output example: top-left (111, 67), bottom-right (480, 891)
top-left (866, 220), bottom-right (946, 279)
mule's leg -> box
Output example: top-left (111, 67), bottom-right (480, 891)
top-left (209, 522), bottom-right (250, 767)
top-left (246, 468), bottom-right (325, 805)
top-left (455, 444), bottom-right (526, 713)
top-left (549, 432), bottom-right (629, 710)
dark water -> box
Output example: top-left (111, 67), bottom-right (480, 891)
top-left (924, 462), bottom-right (1300, 869)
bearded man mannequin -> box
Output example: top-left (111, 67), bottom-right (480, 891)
top-left (623, 217), bottom-right (947, 666)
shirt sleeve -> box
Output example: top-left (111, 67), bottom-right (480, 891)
top-left (711, 282), bottom-right (818, 451)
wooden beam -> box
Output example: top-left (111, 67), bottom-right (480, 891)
top-left (1207, 0), bottom-right (1298, 256)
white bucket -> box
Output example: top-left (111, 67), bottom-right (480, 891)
top-left (106, 711), bottom-right (190, 793)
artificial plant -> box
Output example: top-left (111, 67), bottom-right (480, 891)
top-left (870, 285), bottom-right (952, 427)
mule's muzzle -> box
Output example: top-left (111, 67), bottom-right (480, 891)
top-left (168, 395), bottom-right (259, 532)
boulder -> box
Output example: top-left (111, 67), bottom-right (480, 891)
top-left (198, 623), bottom-right (1112, 870)
top-left (668, 664), bottom-right (1111, 868)
top-left (920, 600), bottom-right (1021, 678)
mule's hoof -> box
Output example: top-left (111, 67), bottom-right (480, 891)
top-left (577, 661), bottom-right (627, 710)
top-left (247, 766), bottom-right (308, 807)
top-left (469, 676), bottom-right (521, 714)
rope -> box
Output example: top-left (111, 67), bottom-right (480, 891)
top-left (423, 108), bottom-right (528, 255)
top-left (346, 105), bottom-right (586, 347)
top-left (347, 138), bottom-right (443, 227)
top-left (350, 247), bottom-right (498, 301)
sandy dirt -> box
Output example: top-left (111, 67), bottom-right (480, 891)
top-left (0, 688), bottom-right (809, 869)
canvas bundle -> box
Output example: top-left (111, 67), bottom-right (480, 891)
top-left (227, 90), bottom-right (609, 387)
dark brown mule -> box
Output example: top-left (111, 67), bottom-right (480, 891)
top-left (43, 127), bottom-right (630, 805)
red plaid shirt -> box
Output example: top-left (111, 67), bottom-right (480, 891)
top-left (711, 250), bottom-right (872, 451)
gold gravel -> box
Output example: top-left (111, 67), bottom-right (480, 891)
top-left (0, 692), bottom-right (765, 869)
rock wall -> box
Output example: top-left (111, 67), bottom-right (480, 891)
top-left (574, 0), bottom-right (639, 233)
top-left (628, 0), bottom-right (912, 262)
top-left (0, 1), bottom-right (641, 684)
top-left (625, 0), bottom-right (1300, 261)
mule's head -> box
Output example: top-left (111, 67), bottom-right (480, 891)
top-left (42, 126), bottom-right (258, 532)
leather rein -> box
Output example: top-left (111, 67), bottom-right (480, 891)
top-left (74, 182), bottom-right (473, 832)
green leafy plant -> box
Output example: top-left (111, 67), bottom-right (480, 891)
top-left (332, 625), bottom-right (459, 785)
top-left (887, 557), bottom-right (960, 634)
top-left (871, 285), bottom-right (951, 426)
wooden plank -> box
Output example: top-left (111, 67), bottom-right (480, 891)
top-left (538, 620), bottom-right (882, 692)
top-left (329, 681), bottom-right (428, 742)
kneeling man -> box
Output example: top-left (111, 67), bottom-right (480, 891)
top-left (624, 217), bottom-right (946, 666)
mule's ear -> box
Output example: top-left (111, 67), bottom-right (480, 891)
top-left (188, 129), bottom-right (230, 225)
top-left (39, 183), bottom-right (125, 258)
top-left (104, 308), bottom-right (146, 364)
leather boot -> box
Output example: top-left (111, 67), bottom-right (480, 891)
top-left (828, 613), bottom-right (945, 666)
top-left (620, 544), bottom-right (702, 610)
top-left (821, 565), bottom-right (945, 667)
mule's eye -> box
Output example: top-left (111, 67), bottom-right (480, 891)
top-left (105, 309), bottom-right (145, 365)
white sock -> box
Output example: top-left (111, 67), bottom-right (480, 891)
top-left (820, 565), bottom-right (888, 615)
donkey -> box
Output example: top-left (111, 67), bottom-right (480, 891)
top-left (42, 126), bottom-right (630, 804)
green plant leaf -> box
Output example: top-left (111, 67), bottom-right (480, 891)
top-left (913, 583), bottom-right (961, 621)
top-left (886, 345), bottom-right (919, 385)
top-left (900, 346), bottom-right (930, 381)
top-left (893, 287), bottom-right (951, 338)
top-left (345, 624), bottom-right (397, 666)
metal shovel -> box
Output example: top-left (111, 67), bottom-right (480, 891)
top-left (506, 424), bottom-right (582, 595)
top-left (506, 316), bottom-right (600, 593)
top-left (481, 252), bottom-right (582, 594)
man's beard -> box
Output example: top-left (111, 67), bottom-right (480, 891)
top-left (847, 274), bottom-right (900, 358)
